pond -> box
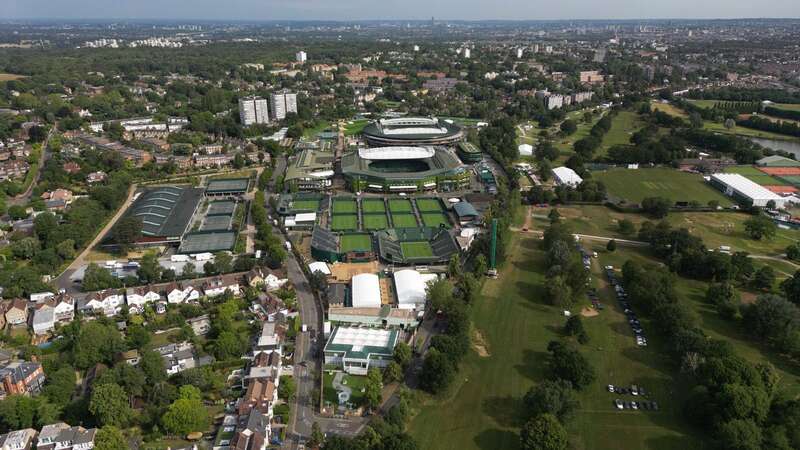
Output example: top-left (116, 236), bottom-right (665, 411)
top-left (749, 137), bottom-right (800, 158)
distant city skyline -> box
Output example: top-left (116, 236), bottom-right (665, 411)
top-left (5, 0), bottom-right (800, 21)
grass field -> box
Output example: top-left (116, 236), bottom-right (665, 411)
top-left (416, 198), bottom-right (443, 212)
top-left (361, 199), bottom-right (386, 213)
top-left (339, 234), bottom-right (372, 252)
top-left (703, 120), bottom-right (797, 141)
top-left (600, 111), bottom-right (642, 153)
top-left (291, 200), bottom-right (320, 211)
top-left (331, 215), bottom-right (358, 231)
top-left (391, 213), bottom-right (418, 228)
top-left (650, 101), bottom-right (688, 118)
top-left (593, 168), bottom-right (733, 205)
top-left (400, 241), bottom-right (434, 258)
top-left (421, 213), bottom-right (450, 228)
top-left (771, 103), bottom-right (800, 112)
top-left (0, 73), bottom-right (26, 81)
top-left (333, 200), bottom-right (358, 214)
top-left (344, 119), bottom-right (369, 136)
top-left (410, 234), bottom-right (705, 450)
top-left (724, 166), bottom-right (790, 186)
top-left (362, 214), bottom-right (388, 230)
top-left (389, 199), bottom-right (413, 212)
top-left (302, 120), bottom-right (333, 138)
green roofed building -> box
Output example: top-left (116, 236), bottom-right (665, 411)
top-left (206, 178), bottom-right (250, 197)
top-left (323, 326), bottom-right (399, 375)
top-left (118, 186), bottom-right (204, 246)
top-left (456, 142), bottom-right (483, 163)
top-left (342, 146), bottom-right (469, 193)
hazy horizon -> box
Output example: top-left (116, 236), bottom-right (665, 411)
top-left (5, 0), bottom-right (800, 21)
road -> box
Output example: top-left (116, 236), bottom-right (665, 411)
top-left (54, 183), bottom-right (138, 295)
top-left (9, 127), bottom-right (54, 206)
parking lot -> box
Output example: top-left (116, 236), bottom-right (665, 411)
top-left (604, 265), bottom-right (647, 347)
top-left (606, 383), bottom-right (660, 412)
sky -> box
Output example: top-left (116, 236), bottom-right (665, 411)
top-left (4, 0), bottom-right (800, 21)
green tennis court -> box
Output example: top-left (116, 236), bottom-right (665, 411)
top-left (331, 214), bottom-right (358, 231)
top-left (340, 234), bottom-right (372, 252)
top-left (361, 199), bottom-right (386, 213)
top-left (422, 213), bottom-right (450, 228)
top-left (401, 241), bottom-right (434, 258)
top-left (291, 200), bottom-right (320, 211)
top-left (389, 199), bottom-right (413, 212)
top-left (392, 213), bottom-right (418, 228)
top-left (363, 214), bottom-right (389, 230)
top-left (416, 198), bottom-right (443, 212)
top-left (333, 200), bottom-right (357, 214)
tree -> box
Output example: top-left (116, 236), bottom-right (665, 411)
top-left (393, 342), bottom-right (412, 369)
top-left (137, 251), bottom-right (162, 284)
top-left (71, 321), bottom-right (126, 369)
top-left (724, 118), bottom-right (736, 130)
top-left (689, 112), bottom-right (704, 129)
top-left (606, 239), bottom-right (617, 252)
top-left (384, 361), bottom-right (404, 383)
top-left (782, 271), bottom-right (800, 305)
top-left (564, 316), bottom-right (585, 337)
top-left (8, 204), bottom-right (28, 220)
top-left (419, 349), bottom-right (454, 394)
top-left (706, 283), bottom-right (741, 319)
top-left (181, 262), bottom-right (196, 279)
top-left (618, 219), bottom-right (635, 236)
top-left (11, 237), bottom-right (39, 260)
top-left (89, 383), bottom-right (132, 427)
top-left (81, 263), bottom-right (120, 292)
top-left (309, 422), bottom-right (324, 448)
top-left (213, 251), bottom-right (233, 273)
top-left (560, 119), bottom-right (577, 136)
top-left (548, 208), bottom-right (561, 223)
top-left (641, 197), bottom-right (671, 218)
top-left (95, 426), bottom-right (127, 450)
top-left (752, 266), bottom-right (776, 291)
top-left (546, 341), bottom-right (596, 389)
top-left (111, 217), bottom-right (142, 250)
top-left (364, 367), bottom-right (383, 410)
top-left (126, 324), bottom-right (151, 350)
top-left (34, 212), bottom-right (58, 246)
top-left (162, 397), bottom-right (209, 435)
top-left (523, 380), bottom-right (579, 422)
top-left (44, 365), bottom-right (77, 407)
top-left (203, 260), bottom-right (217, 276)
top-left (278, 375), bottom-right (296, 400)
top-left (520, 414), bottom-right (568, 450)
top-left (787, 243), bottom-right (800, 262)
top-left (717, 419), bottom-right (763, 450)
top-left (56, 239), bottom-right (76, 260)
top-left (744, 215), bottom-right (777, 241)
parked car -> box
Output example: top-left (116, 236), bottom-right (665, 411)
top-left (607, 384), bottom-right (615, 392)
top-left (631, 401), bottom-right (639, 410)
top-left (631, 385), bottom-right (639, 396)
top-left (614, 399), bottom-right (624, 410)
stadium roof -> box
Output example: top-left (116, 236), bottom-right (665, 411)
top-left (362, 117), bottom-right (463, 146)
top-left (342, 145), bottom-right (466, 181)
top-left (453, 201), bottom-right (479, 218)
top-left (553, 166), bottom-right (583, 187)
top-left (711, 173), bottom-right (785, 202)
top-left (394, 269), bottom-right (429, 310)
top-left (358, 146), bottom-right (435, 160)
top-left (351, 273), bottom-right (381, 308)
top-left (324, 326), bottom-right (398, 360)
top-left (128, 186), bottom-right (204, 239)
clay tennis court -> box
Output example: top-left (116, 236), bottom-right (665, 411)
top-left (763, 185), bottom-right (798, 194)
top-left (328, 261), bottom-right (380, 282)
top-left (758, 167), bottom-right (800, 176)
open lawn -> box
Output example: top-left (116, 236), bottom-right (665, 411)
top-left (410, 234), bottom-right (705, 450)
top-left (333, 200), bottom-right (357, 214)
top-left (704, 120), bottom-right (797, 141)
top-left (323, 372), bottom-right (367, 407)
top-left (344, 119), bottom-right (369, 136)
top-left (400, 241), bottom-right (434, 258)
top-left (389, 199), bottom-right (413, 212)
top-left (391, 213), bottom-right (418, 228)
top-left (415, 198), bottom-right (443, 212)
top-left (339, 234), bottom-right (372, 252)
top-left (593, 168), bottom-right (733, 206)
top-left (331, 215), bottom-right (358, 231)
top-left (302, 120), bottom-right (333, 138)
top-left (553, 113), bottom-right (604, 159)
top-left (362, 214), bottom-right (388, 230)
top-left (600, 111), bottom-right (642, 154)
top-left (724, 166), bottom-right (790, 186)
top-left (650, 101), bottom-right (688, 118)
top-left (421, 212), bottom-right (450, 228)
top-left (361, 199), bottom-right (386, 213)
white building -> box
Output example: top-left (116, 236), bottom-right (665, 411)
top-left (296, 51), bottom-right (307, 63)
top-left (710, 173), bottom-right (788, 208)
top-left (463, 48), bottom-right (471, 59)
top-left (351, 273), bottom-right (381, 308)
top-left (32, 305), bottom-right (55, 335)
top-left (269, 92), bottom-right (298, 121)
top-left (393, 269), bottom-right (438, 311)
top-left (79, 289), bottom-right (124, 316)
top-left (239, 96), bottom-right (270, 126)
top-left (323, 326), bottom-right (399, 375)
top-left (553, 166), bottom-right (583, 187)
top-left (125, 286), bottom-right (162, 312)
top-left (516, 48), bottom-right (524, 59)
top-left (518, 144), bottom-right (533, 157)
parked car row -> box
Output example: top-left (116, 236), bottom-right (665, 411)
top-left (605, 265), bottom-right (647, 347)
top-left (613, 399), bottom-right (659, 411)
top-left (587, 288), bottom-right (604, 310)
top-left (607, 384), bottom-right (647, 396)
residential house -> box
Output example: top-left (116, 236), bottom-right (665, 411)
top-left (229, 409), bottom-right (269, 450)
top-left (62, 162), bottom-right (81, 174)
top-left (116, 350), bottom-right (140, 366)
top-left (202, 275), bottom-right (240, 298)
top-left (238, 378), bottom-right (276, 416)
top-left (31, 305), bottom-right (55, 336)
top-left (194, 154), bottom-right (233, 168)
top-left (154, 342), bottom-right (213, 376)
top-left (50, 294), bottom-right (75, 324)
top-left (78, 289), bottom-right (123, 316)
top-left (165, 282), bottom-right (200, 304)
top-left (0, 160), bottom-right (29, 181)
top-left (125, 285), bottom-right (161, 313)
top-left (253, 322), bottom-right (281, 356)
top-left (40, 189), bottom-right (73, 204)
top-left (36, 422), bottom-right (96, 450)
top-left (0, 428), bottom-right (37, 450)
top-left (4, 299), bottom-right (28, 328)
top-left (29, 292), bottom-right (55, 304)
top-left (0, 361), bottom-right (45, 397)
top-left (187, 315), bottom-right (211, 336)
top-left (85, 171), bottom-right (106, 184)
top-left (245, 267), bottom-right (266, 287)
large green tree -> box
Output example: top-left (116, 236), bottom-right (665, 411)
top-left (520, 414), bottom-right (568, 450)
top-left (95, 426), bottom-right (127, 450)
top-left (89, 383), bottom-right (132, 427)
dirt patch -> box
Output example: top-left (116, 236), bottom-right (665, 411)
top-left (580, 307), bottom-right (599, 318)
top-left (472, 329), bottom-right (490, 357)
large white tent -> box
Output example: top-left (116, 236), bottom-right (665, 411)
top-left (518, 144), bottom-right (533, 156)
top-left (351, 273), bottom-right (381, 308)
top-left (393, 270), bottom-right (438, 310)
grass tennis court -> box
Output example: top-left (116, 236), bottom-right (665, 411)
top-left (724, 166), bottom-right (790, 186)
top-left (333, 200), bottom-right (357, 214)
top-left (331, 214), bottom-right (358, 231)
top-left (421, 213), bottom-right (450, 228)
top-left (340, 234), bottom-right (372, 252)
top-left (415, 198), bottom-right (443, 212)
top-left (291, 200), bottom-right (320, 211)
top-left (391, 213), bottom-right (418, 228)
top-left (389, 199), bottom-right (413, 212)
top-left (593, 168), bottom-right (733, 205)
top-left (362, 214), bottom-right (389, 230)
top-left (361, 199), bottom-right (386, 213)
top-left (400, 241), bottom-right (434, 258)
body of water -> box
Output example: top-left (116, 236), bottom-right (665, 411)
top-left (749, 137), bottom-right (800, 158)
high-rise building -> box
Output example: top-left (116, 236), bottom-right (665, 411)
top-left (463, 48), bottom-right (471, 59)
top-left (296, 51), bottom-right (307, 63)
top-left (516, 48), bottom-right (524, 59)
top-left (239, 96), bottom-right (269, 126)
top-left (270, 92), bottom-right (298, 121)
